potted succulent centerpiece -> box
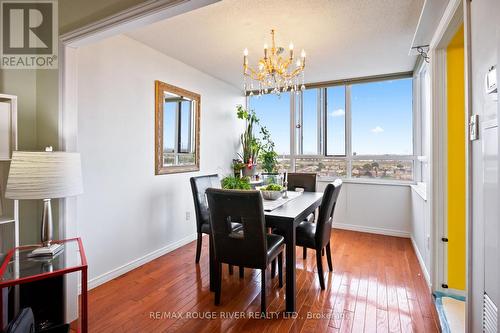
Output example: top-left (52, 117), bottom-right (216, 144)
top-left (260, 183), bottom-right (284, 200)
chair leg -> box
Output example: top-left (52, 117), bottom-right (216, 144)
top-left (229, 265), bottom-right (233, 275)
top-left (195, 233), bottom-right (202, 263)
top-left (261, 269), bottom-right (267, 313)
top-left (326, 242), bottom-right (333, 272)
top-left (278, 252), bottom-right (283, 288)
top-left (239, 266), bottom-right (244, 278)
top-left (321, 248), bottom-right (325, 256)
top-left (316, 250), bottom-right (325, 290)
top-left (214, 262), bottom-right (222, 305)
top-left (303, 247), bottom-right (307, 259)
top-left (271, 259), bottom-right (276, 278)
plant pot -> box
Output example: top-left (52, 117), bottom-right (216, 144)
top-left (242, 164), bottom-right (258, 177)
top-left (261, 190), bottom-right (282, 200)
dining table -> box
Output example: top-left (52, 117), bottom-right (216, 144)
top-left (208, 191), bottom-right (324, 313)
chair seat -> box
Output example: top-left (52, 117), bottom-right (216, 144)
top-left (305, 212), bottom-right (315, 223)
top-left (296, 221), bottom-right (316, 249)
top-left (201, 222), bottom-right (243, 235)
top-left (266, 234), bottom-right (284, 259)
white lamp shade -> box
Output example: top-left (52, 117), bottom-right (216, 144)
top-left (5, 151), bottom-right (83, 200)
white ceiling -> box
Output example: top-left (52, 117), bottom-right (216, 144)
top-left (127, 0), bottom-right (424, 89)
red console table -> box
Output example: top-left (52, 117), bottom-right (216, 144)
top-left (0, 238), bottom-right (88, 332)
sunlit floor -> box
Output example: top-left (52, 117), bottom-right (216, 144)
top-left (87, 229), bottom-right (439, 332)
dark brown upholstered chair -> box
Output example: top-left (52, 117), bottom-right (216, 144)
top-left (287, 172), bottom-right (317, 192)
top-left (296, 179), bottom-right (342, 289)
top-left (206, 188), bottom-right (284, 313)
top-left (287, 172), bottom-right (317, 259)
top-left (190, 175), bottom-right (244, 276)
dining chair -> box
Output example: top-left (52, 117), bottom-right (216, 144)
top-left (190, 175), bottom-right (244, 276)
top-left (296, 179), bottom-right (342, 290)
top-left (206, 188), bottom-right (284, 313)
top-left (287, 172), bottom-right (317, 259)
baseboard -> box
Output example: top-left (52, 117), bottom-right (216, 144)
top-left (410, 237), bottom-right (432, 289)
top-left (332, 222), bottom-right (411, 238)
top-left (85, 232), bottom-right (198, 290)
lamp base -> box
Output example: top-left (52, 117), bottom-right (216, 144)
top-left (28, 243), bottom-right (64, 258)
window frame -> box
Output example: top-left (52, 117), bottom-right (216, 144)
top-left (247, 72), bottom-right (416, 184)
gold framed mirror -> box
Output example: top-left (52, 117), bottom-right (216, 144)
top-left (155, 80), bottom-right (200, 175)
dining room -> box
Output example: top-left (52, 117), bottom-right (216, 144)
top-left (59, 0), bottom-right (445, 331)
top-left (4, 0), bottom-right (490, 331)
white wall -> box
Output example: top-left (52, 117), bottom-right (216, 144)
top-left (318, 181), bottom-right (412, 238)
top-left (410, 184), bottom-right (431, 284)
top-left (470, 0), bottom-right (500, 331)
top-left (76, 35), bottom-right (244, 286)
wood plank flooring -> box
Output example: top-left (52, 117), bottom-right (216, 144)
top-left (86, 230), bottom-right (439, 332)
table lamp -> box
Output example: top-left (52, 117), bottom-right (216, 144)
top-left (5, 148), bottom-right (83, 256)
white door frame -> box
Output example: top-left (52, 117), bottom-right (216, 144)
top-left (428, 0), bottom-right (471, 324)
top-left (57, 0), bottom-right (220, 322)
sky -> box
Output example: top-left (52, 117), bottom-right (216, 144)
top-left (249, 78), bottom-right (413, 156)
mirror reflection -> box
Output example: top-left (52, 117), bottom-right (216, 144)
top-left (155, 81), bottom-right (200, 174)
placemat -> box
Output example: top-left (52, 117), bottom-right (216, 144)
top-left (263, 191), bottom-right (302, 212)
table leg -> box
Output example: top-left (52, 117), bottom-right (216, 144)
top-left (81, 267), bottom-right (88, 333)
top-left (284, 225), bottom-right (297, 313)
top-left (209, 235), bottom-right (215, 292)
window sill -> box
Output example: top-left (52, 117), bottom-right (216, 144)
top-left (317, 177), bottom-right (415, 187)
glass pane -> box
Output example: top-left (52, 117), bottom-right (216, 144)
top-left (326, 86), bottom-right (346, 155)
top-left (276, 158), bottom-right (292, 172)
top-left (163, 100), bottom-right (176, 152)
top-left (249, 93), bottom-right (291, 155)
top-left (179, 100), bottom-right (192, 153)
top-left (295, 158), bottom-right (347, 177)
top-left (351, 159), bottom-right (413, 181)
top-left (351, 78), bottom-right (413, 155)
top-left (302, 89), bottom-right (318, 155)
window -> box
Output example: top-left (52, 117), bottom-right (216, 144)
top-left (326, 86), bottom-right (346, 156)
top-left (249, 92), bottom-right (290, 155)
top-left (247, 75), bottom-right (415, 182)
top-left (351, 79), bottom-right (413, 156)
top-left (301, 89), bottom-right (319, 155)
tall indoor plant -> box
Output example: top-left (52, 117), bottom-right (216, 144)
top-left (236, 105), bottom-right (261, 176)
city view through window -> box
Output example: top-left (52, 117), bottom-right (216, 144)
top-left (250, 77), bottom-right (414, 182)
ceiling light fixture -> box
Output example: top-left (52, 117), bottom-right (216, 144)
top-left (243, 29), bottom-right (306, 96)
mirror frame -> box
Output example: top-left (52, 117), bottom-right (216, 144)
top-left (155, 80), bottom-right (201, 175)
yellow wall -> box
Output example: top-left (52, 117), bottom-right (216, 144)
top-left (446, 25), bottom-right (466, 291)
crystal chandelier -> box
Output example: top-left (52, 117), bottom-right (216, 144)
top-left (243, 29), bottom-right (306, 96)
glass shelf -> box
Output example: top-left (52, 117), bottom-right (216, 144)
top-left (0, 238), bottom-right (87, 287)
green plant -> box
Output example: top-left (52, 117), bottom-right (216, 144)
top-left (232, 159), bottom-right (245, 175)
top-left (236, 105), bottom-right (261, 166)
top-left (221, 176), bottom-right (251, 190)
top-left (261, 183), bottom-right (283, 191)
top-left (258, 126), bottom-right (278, 173)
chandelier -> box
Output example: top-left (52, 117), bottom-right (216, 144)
top-left (243, 29), bottom-right (306, 96)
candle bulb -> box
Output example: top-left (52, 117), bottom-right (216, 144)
top-left (301, 49), bottom-right (306, 58)
top-left (243, 48), bottom-right (248, 56)
top-left (264, 43), bottom-right (268, 58)
top-left (289, 42), bottom-right (294, 60)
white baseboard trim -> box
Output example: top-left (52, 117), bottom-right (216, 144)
top-left (332, 222), bottom-right (411, 238)
top-left (86, 232), bottom-right (198, 290)
top-left (410, 237), bottom-right (432, 289)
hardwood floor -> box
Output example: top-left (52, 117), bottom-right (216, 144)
top-left (87, 230), bottom-right (439, 332)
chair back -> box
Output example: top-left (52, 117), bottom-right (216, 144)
top-left (206, 188), bottom-right (268, 268)
top-left (190, 174), bottom-right (220, 233)
top-left (287, 173), bottom-right (317, 192)
top-left (315, 179), bottom-right (343, 248)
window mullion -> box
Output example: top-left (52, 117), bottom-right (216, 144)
top-left (345, 85), bottom-right (352, 178)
